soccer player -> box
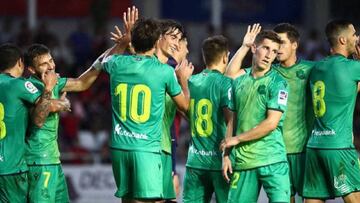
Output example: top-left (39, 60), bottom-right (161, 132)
top-left (156, 19), bottom-right (186, 202)
top-left (221, 30), bottom-right (290, 203)
top-left (273, 23), bottom-right (315, 202)
top-left (24, 43), bottom-right (103, 203)
top-left (0, 43), bottom-right (63, 202)
top-left (100, 18), bottom-right (193, 203)
top-left (182, 35), bottom-right (233, 203)
top-left (303, 19), bottom-right (360, 203)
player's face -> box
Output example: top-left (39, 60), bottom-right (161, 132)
top-left (33, 53), bottom-right (55, 76)
top-left (252, 39), bottom-right (280, 70)
top-left (276, 33), bottom-right (297, 62)
top-left (158, 28), bottom-right (182, 58)
top-left (345, 24), bottom-right (358, 54)
top-left (173, 39), bottom-right (189, 62)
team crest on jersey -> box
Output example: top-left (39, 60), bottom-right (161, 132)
top-left (24, 81), bottom-right (39, 94)
top-left (296, 70), bottom-right (306, 79)
top-left (257, 85), bottom-right (266, 95)
top-left (277, 90), bottom-right (288, 105)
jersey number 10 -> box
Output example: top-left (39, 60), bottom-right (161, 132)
top-left (115, 83), bottom-right (151, 123)
top-left (190, 99), bottom-right (213, 137)
top-left (0, 103), bottom-right (6, 140)
top-left (312, 81), bottom-right (326, 117)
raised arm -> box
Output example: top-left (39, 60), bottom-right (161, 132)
top-left (171, 59), bottom-right (194, 112)
top-left (31, 71), bottom-right (58, 127)
top-left (226, 24), bottom-right (261, 79)
top-left (105, 6), bottom-right (138, 57)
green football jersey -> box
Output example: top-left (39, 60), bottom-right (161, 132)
top-left (233, 68), bottom-right (288, 170)
top-left (0, 74), bottom-right (41, 175)
top-left (161, 94), bottom-right (176, 154)
top-left (25, 76), bottom-right (67, 165)
top-left (103, 55), bottom-right (182, 153)
top-left (273, 60), bottom-right (315, 153)
top-left (308, 54), bottom-right (360, 149)
top-left (186, 69), bottom-right (233, 170)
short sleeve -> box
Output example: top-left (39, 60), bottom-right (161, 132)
top-left (348, 60), bottom-right (360, 82)
top-left (266, 79), bottom-right (288, 113)
top-left (102, 55), bottom-right (117, 74)
top-left (15, 78), bottom-right (42, 104)
top-left (165, 66), bottom-right (182, 97)
top-left (220, 77), bottom-right (234, 111)
top-left (58, 77), bottom-right (68, 92)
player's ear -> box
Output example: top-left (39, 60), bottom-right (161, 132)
top-left (292, 41), bottom-right (298, 50)
top-left (251, 43), bottom-right (257, 54)
top-left (339, 36), bottom-right (346, 45)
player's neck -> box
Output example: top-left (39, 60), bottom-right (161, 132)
top-left (207, 62), bottom-right (226, 74)
top-left (280, 55), bottom-right (297, 67)
top-left (2, 68), bottom-right (21, 78)
top-left (137, 48), bottom-right (156, 58)
top-left (331, 47), bottom-right (350, 58)
top-left (251, 65), bottom-right (271, 78)
top-left (155, 49), bottom-right (168, 63)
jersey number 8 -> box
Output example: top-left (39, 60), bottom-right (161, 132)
top-left (190, 99), bottom-right (213, 137)
top-left (0, 103), bottom-right (6, 140)
top-left (115, 83), bottom-right (151, 123)
top-left (313, 81), bottom-right (326, 117)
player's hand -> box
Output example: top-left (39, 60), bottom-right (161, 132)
top-left (220, 136), bottom-right (240, 151)
top-left (59, 92), bottom-right (71, 112)
top-left (110, 6), bottom-right (139, 44)
top-left (222, 155), bottom-right (233, 183)
top-left (353, 37), bottom-right (360, 60)
top-left (41, 71), bottom-right (58, 92)
top-left (242, 23), bottom-right (261, 48)
top-left (175, 59), bottom-right (194, 81)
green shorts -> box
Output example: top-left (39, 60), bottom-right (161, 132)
top-left (228, 162), bottom-right (290, 203)
top-left (183, 167), bottom-right (229, 203)
top-left (111, 149), bottom-right (163, 199)
top-left (161, 151), bottom-right (176, 199)
top-left (303, 148), bottom-right (360, 199)
top-left (287, 153), bottom-right (305, 196)
top-left (0, 172), bottom-right (28, 203)
top-left (28, 164), bottom-right (69, 203)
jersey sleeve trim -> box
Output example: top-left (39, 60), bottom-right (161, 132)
top-left (267, 107), bottom-right (284, 113)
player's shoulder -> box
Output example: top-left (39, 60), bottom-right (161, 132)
top-left (270, 69), bottom-right (288, 87)
top-left (12, 77), bottom-right (40, 94)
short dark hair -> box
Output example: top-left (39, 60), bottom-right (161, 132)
top-left (131, 18), bottom-right (161, 53)
top-left (0, 43), bottom-right (22, 72)
top-left (202, 35), bottom-right (229, 66)
top-left (273, 23), bottom-right (300, 43)
top-left (254, 30), bottom-right (282, 46)
top-left (159, 19), bottom-right (184, 37)
top-left (24, 44), bottom-right (50, 67)
top-left (325, 19), bottom-right (353, 47)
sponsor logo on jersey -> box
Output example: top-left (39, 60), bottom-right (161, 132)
top-left (278, 90), bottom-right (288, 105)
top-left (24, 81), bottom-right (39, 94)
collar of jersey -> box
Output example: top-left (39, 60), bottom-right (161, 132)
top-left (203, 68), bottom-right (222, 74)
top-left (249, 67), bottom-right (273, 80)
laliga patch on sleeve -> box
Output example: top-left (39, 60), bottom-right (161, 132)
top-left (277, 90), bottom-right (288, 105)
top-left (24, 81), bottom-right (39, 94)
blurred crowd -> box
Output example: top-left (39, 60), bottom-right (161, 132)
top-left (1, 17), bottom-right (359, 165)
